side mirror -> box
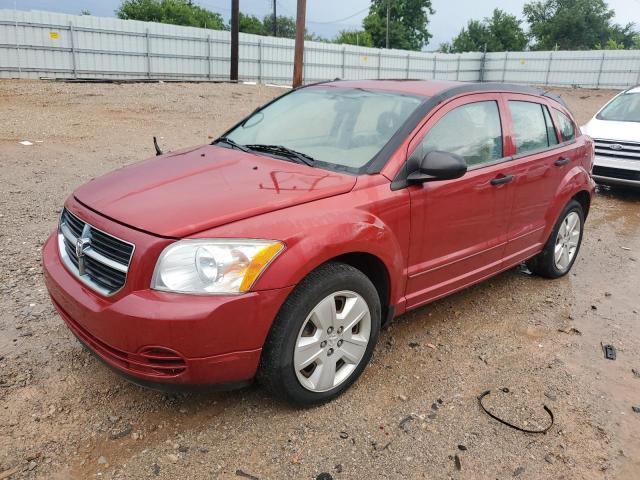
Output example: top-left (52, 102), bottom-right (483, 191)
top-left (407, 150), bottom-right (467, 183)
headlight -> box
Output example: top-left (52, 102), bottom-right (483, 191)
top-left (151, 239), bottom-right (284, 294)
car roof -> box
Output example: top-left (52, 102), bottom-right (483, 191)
top-left (624, 85), bottom-right (640, 94)
top-left (317, 79), bottom-right (466, 97)
top-left (314, 79), bottom-right (569, 109)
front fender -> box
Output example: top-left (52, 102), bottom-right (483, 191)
top-left (189, 182), bottom-right (411, 311)
top-left (256, 210), bottom-right (406, 300)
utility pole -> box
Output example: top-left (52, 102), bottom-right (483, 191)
top-left (385, 1), bottom-right (389, 49)
top-left (230, 0), bottom-right (239, 81)
top-left (273, 0), bottom-right (277, 37)
top-left (292, 0), bottom-right (306, 88)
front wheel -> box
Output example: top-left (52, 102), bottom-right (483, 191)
top-left (527, 199), bottom-right (584, 278)
top-left (258, 262), bottom-right (381, 406)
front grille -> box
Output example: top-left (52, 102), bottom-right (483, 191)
top-left (58, 208), bottom-right (134, 295)
top-left (593, 165), bottom-right (640, 181)
top-left (594, 139), bottom-right (640, 161)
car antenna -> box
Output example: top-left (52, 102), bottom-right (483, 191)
top-left (153, 136), bottom-right (163, 156)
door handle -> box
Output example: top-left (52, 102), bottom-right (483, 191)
top-left (554, 157), bottom-right (570, 166)
top-left (490, 174), bottom-right (514, 186)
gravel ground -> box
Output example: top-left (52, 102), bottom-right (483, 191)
top-left (0, 80), bottom-right (639, 480)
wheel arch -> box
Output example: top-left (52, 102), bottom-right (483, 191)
top-left (572, 189), bottom-right (591, 219)
top-left (247, 210), bottom-right (408, 320)
top-left (329, 252), bottom-right (393, 324)
top-left (543, 166), bottom-right (594, 240)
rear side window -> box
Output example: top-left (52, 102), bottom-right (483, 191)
top-left (416, 101), bottom-right (503, 167)
top-left (555, 110), bottom-right (576, 142)
top-left (509, 101), bottom-right (557, 154)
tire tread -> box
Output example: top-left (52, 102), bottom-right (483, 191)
top-left (257, 261), bottom-right (381, 405)
top-left (526, 199), bottom-right (584, 279)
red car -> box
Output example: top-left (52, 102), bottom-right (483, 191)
top-left (43, 80), bottom-right (595, 405)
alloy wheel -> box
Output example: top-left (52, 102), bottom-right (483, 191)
top-left (293, 290), bottom-right (372, 392)
top-left (554, 211), bottom-right (581, 272)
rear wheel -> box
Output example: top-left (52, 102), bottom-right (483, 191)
top-left (527, 199), bottom-right (584, 278)
top-left (258, 262), bottom-right (381, 406)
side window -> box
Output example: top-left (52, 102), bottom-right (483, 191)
top-left (416, 101), bottom-right (503, 167)
top-left (509, 101), bottom-right (554, 154)
top-left (543, 105), bottom-right (559, 146)
top-left (555, 109), bottom-right (576, 142)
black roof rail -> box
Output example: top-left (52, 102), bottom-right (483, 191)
top-left (434, 81), bottom-right (569, 108)
top-left (540, 90), bottom-right (569, 109)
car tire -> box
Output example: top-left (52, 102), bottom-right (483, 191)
top-left (526, 199), bottom-right (585, 279)
top-left (258, 262), bottom-right (381, 406)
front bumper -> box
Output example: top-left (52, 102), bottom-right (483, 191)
top-left (593, 156), bottom-right (640, 187)
top-left (42, 231), bottom-right (293, 387)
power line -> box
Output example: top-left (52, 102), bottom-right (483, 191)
top-left (276, 1), bottom-right (368, 25)
top-left (195, 0), bottom-right (231, 13)
top-left (275, 0), bottom-right (294, 16)
top-left (306, 5), bottom-right (370, 24)
top-left (186, 0), bottom-right (369, 31)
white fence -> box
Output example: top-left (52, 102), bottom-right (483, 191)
top-left (2, 9), bottom-right (640, 89)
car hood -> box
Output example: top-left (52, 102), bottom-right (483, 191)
top-left (581, 117), bottom-right (640, 143)
top-left (74, 145), bottom-right (357, 238)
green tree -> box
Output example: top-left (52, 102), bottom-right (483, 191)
top-left (606, 23), bottom-right (639, 49)
top-left (363, 0), bottom-right (435, 51)
top-left (438, 42), bottom-right (453, 53)
top-left (334, 30), bottom-right (374, 47)
top-left (595, 38), bottom-right (624, 49)
top-left (487, 9), bottom-right (528, 51)
top-left (262, 14), bottom-right (297, 38)
top-left (451, 20), bottom-right (491, 53)
top-left (450, 9), bottom-right (527, 53)
top-left (236, 12), bottom-right (264, 35)
top-left (116, 0), bottom-right (225, 30)
top-left (305, 32), bottom-right (330, 43)
top-left (233, 12), bottom-right (324, 41)
top-left (523, 0), bottom-right (619, 50)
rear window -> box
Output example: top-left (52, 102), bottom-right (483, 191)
top-left (596, 92), bottom-right (640, 123)
top-left (509, 101), bottom-right (557, 154)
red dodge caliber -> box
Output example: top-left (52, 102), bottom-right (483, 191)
top-left (43, 80), bottom-right (595, 405)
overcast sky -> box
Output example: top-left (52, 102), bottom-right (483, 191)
top-left (1, 0), bottom-right (639, 49)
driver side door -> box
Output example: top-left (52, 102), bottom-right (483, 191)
top-left (404, 94), bottom-right (514, 309)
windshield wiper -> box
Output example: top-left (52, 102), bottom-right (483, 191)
top-left (244, 144), bottom-right (315, 166)
top-left (213, 137), bottom-right (249, 152)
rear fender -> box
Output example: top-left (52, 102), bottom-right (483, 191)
top-left (543, 166), bottom-right (594, 241)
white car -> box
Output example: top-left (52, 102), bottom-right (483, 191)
top-left (581, 86), bottom-right (640, 187)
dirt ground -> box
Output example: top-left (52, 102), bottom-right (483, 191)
top-left (0, 80), bottom-right (639, 480)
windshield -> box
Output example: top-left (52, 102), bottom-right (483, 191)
top-left (597, 92), bottom-right (640, 122)
top-left (223, 86), bottom-right (424, 173)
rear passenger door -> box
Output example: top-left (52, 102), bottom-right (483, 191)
top-left (501, 94), bottom-right (575, 266)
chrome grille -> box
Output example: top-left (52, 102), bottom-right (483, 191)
top-left (594, 139), bottom-right (640, 161)
top-left (58, 208), bottom-right (134, 296)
